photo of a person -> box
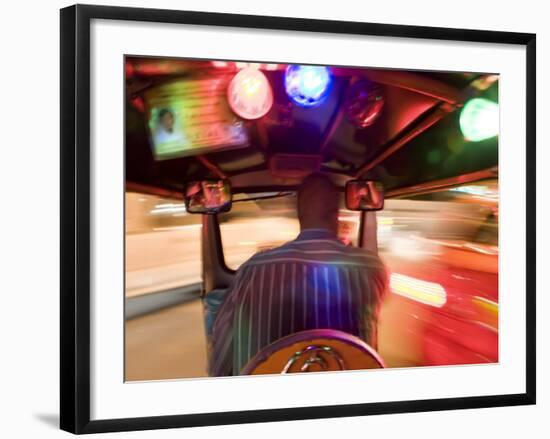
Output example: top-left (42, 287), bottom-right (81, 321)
top-left (153, 108), bottom-right (185, 145)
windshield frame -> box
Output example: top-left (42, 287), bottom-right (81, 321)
top-left (217, 189), bottom-right (363, 273)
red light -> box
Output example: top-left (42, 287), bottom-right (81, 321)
top-left (345, 80), bottom-right (385, 128)
top-left (130, 96), bottom-right (145, 113)
top-left (125, 61), bottom-right (134, 78)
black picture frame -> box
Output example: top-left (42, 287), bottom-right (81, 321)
top-left (60, 4), bottom-right (536, 434)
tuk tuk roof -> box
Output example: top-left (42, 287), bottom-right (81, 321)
top-left (125, 56), bottom-right (498, 197)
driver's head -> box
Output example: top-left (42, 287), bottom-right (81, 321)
top-left (297, 172), bottom-right (339, 233)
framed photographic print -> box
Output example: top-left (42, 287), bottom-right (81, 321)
top-left (60, 4), bottom-right (536, 434)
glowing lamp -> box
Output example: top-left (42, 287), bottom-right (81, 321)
top-left (227, 67), bottom-right (273, 120)
top-left (459, 98), bottom-right (499, 142)
top-left (345, 80), bottom-right (385, 128)
top-left (284, 65), bottom-right (332, 107)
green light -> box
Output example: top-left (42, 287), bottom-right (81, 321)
top-left (459, 98), bottom-right (499, 142)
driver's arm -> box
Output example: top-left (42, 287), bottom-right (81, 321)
top-left (208, 264), bottom-right (251, 376)
top-left (358, 254), bottom-right (389, 350)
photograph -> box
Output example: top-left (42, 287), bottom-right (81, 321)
top-left (57, 3), bottom-right (538, 433)
top-left (0, 0), bottom-right (544, 435)
top-left (124, 56), bottom-right (500, 381)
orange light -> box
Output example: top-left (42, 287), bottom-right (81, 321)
top-left (227, 67), bottom-right (273, 120)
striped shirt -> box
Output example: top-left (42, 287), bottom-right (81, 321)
top-left (209, 228), bottom-right (388, 376)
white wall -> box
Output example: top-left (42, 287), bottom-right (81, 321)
top-left (0, 0), bottom-right (547, 438)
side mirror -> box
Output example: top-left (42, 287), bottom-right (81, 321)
top-left (345, 180), bottom-right (384, 211)
top-left (184, 180), bottom-right (232, 214)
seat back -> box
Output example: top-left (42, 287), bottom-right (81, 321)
top-left (241, 329), bottom-right (385, 375)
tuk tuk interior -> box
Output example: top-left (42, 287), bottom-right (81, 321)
top-left (125, 57), bottom-right (499, 376)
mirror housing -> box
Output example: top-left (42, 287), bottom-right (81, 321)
top-left (184, 180), bottom-right (232, 214)
top-left (345, 180), bottom-right (384, 211)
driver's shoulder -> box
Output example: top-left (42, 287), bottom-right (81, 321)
top-left (240, 242), bottom-right (290, 267)
top-left (343, 245), bottom-right (385, 268)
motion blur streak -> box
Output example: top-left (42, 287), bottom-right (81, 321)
top-left (471, 296), bottom-right (498, 330)
top-left (390, 273), bottom-right (447, 308)
top-left (125, 186), bottom-right (499, 379)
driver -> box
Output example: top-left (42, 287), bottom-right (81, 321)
top-left (209, 173), bottom-right (389, 376)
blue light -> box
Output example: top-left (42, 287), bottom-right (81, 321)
top-left (285, 65), bottom-right (332, 107)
